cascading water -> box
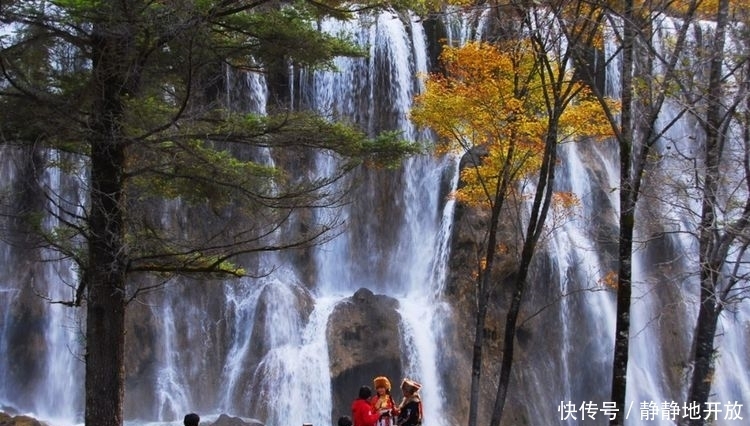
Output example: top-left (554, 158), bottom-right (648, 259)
top-left (297, 11), bottom-right (457, 426)
top-left (0, 148), bottom-right (85, 424)
top-left (34, 154), bottom-right (85, 424)
top-left (596, 13), bottom-right (750, 425)
top-left (131, 9), bottom-right (457, 426)
top-left (2, 6), bottom-right (750, 426)
top-left (541, 140), bottom-right (618, 426)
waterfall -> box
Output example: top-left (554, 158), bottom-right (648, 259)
top-left (134, 9), bottom-right (457, 426)
top-left (35, 153), bottom-right (85, 423)
top-left (3, 6), bottom-right (750, 426)
top-left (542, 140), bottom-right (618, 426)
top-left (0, 148), bottom-right (85, 424)
top-left (598, 13), bottom-right (750, 425)
top-left (242, 280), bottom-right (337, 426)
top-left (300, 11), bottom-right (456, 426)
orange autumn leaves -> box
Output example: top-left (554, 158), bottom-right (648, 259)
top-left (411, 40), bottom-right (617, 207)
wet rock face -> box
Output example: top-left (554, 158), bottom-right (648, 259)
top-left (211, 413), bottom-right (264, 426)
top-left (0, 412), bottom-right (47, 426)
top-left (0, 411), bottom-right (265, 426)
top-left (124, 279), bottom-right (318, 420)
top-left (326, 288), bottom-right (403, 421)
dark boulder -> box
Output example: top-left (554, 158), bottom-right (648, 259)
top-left (326, 288), bottom-right (402, 422)
top-left (0, 412), bottom-right (48, 426)
top-left (209, 413), bottom-right (263, 426)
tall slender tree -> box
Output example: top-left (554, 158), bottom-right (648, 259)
top-left (490, 4), bottom-right (617, 424)
top-left (558, 1), bottom-right (702, 423)
top-left (410, 33), bottom-right (613, 425)
top-left (685, 0), bottom-right (750, 422)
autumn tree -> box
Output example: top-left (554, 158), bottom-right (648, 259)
top-left (0, 1), bottom-right (418, 425)
top-left (410, 37), bottom-right (613, 426)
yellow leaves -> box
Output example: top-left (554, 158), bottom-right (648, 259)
top-left (412, 40), bottom-right (616, 208)
top-left (554, 191), bottom-right (580, 210)
top-left (413, 42), bottom-right (522, 155)
top-left (600, 270), bottom-right (619, 290)
top-left (468, 242), bottom-right (511, 279)
top-left (471, 256), bottom-right (488, 280)
top-left (439, 41), bottom-right (516, 86)
top-left (412, 40), bottom-right (542, 147)
top-left (412, 41), bottom-right (545, 207)
top-left (557, 0), bottom-right (607, 49)
top-left (667, 0), bottom-right (750, 18)
top-left (560, 91), bottom-right (619, 142)
top-left (548, 190), bottom-right (581, 229)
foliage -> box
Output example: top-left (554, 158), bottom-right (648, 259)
top-left (667, 0), bottom-right (750, 17)
top-left (0, 2), bottom-right (421, 425)
top-left (411, 40), bottom-right (615, 208)
top-left (0, 0), bottom-right (420, 277)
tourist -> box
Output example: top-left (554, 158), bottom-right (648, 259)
top-left (352, 385), bottom-right (381, 426)
top-left (184, 413), bottom-right (200, 426)
top-left (370, 376), bottom-right (398, 426)
top-left (396, 379), bottom-right (422, 426)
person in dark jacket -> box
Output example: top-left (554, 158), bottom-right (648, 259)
top-left (184, 413), bottom-right (200, 426)
top-left (352, 385), bottom-right (381, 426)
top-left (396, 379), bottom-right (422, 426)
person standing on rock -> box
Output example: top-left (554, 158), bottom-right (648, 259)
top-left (370, 376), bottom-right (398, 426)
top-left (396, 379), bottom-right (422, 426)
top-left (352, 385), bottom-right (381, 426)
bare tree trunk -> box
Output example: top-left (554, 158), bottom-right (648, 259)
top-left (685, 0), bottom-right (730, 423)
top-left (468, 163), bottom-right (511, 426)
top-left (467, 275), bottom-right (488, 426)
top-left (609, 2), bottom-right (699, 421)
top-left (610, 0), bottom-right (636, 423)
top-left (490, 119), bottom-right (558, 426)
top-left (685, 297), bottom-right (721, 426)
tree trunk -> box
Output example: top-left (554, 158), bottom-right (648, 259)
top-left (84, 10), bottom-right (133, 426)
top-left (489, 278), bottom-right (523, 426)
top-left (468, 137), bottom-right (519, 426)
top-left (467, 283), bottom-right (487, 426)
top-left (610, 0), bottom-right (636, 423)
top-left (468, 184), bottom-right (506, 426)
top-left (685, 290), bottom-right (721, 426)
top-left (85, 132), bottom-right (127, 426)
top-left (85, 274), bottom-right (126, 426)
top-left (685, 0), bottom-right (730, 423)
top-left (489, 116), bottom-right (558, 426)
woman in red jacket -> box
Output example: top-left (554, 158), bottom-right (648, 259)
top-left (352, 386), bottom-right (382, 426)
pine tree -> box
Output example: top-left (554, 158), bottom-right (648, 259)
top-left (0, 1), bottom-right (419, 425)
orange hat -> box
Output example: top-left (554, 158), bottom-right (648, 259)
top-left (401, 378), bottom-right (421, 393)
top-left (374, 376), bottom-right (391, 391)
